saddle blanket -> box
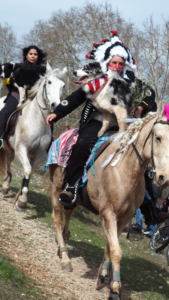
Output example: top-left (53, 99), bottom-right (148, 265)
top-left (46, 128), bottom-right (110, 185)
top-left (46, 128), bottom-right (79, 167)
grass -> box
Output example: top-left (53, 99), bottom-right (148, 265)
top-left (0, 160), bottom-right (169, 299)
top-left (0, 254), bottom-right (47, 300)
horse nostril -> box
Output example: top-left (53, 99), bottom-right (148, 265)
top-left (51, 103), bottom-right (55, 108)
top-left (159, 175), bottom-right (166, 185)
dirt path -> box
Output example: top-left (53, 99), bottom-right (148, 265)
top-left (0, 191), bottom-right (131, 300)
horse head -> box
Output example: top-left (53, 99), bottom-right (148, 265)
top-left (28, 62), bottom-right (67, 112)
top-left (144, 101), bottom-right (169, 188)
top-left (44, 62), bottom-right (67, 112)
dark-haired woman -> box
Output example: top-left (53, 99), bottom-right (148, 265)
top-left (0, 45), bottom-right (47, 148)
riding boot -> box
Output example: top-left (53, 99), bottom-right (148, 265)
top-left (58, 180), bottom-right (79, 207)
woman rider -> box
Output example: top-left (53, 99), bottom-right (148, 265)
top-left (46, 31), bottom-right (168, 225)
top-left (0, 45), bottom-right (47, 148)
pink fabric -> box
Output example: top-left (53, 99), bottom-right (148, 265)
top-left (164, 104), bottom-right (169, 121)
top-left (47, 128), bottom-right (79, 167)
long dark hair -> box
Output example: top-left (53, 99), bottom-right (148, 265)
top-left (22, 45), bottom-right (47, 65)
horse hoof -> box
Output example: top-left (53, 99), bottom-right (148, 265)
top-left (108, 290), bottom-right (121, 300)
top-left (97, 286), bottom-right (110, 294)
top-left (63, 231), bottom-right (71, 241)
top-left (16, 203), bottom-right (26, 212)
top-left (61, 262), bottom-right (73, 272)
top-left (1, 187), bottom-right (9, 195)
top-left (96, 275), bottom-right (110, 291)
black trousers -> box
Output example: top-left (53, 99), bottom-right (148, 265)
top-left (64, 120), bottom-right (102, 186)
top-left (0, 95), bottom-right (18, 137)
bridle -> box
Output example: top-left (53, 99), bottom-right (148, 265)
top-left (132, 119), bottom-right (169, 179)
top-left (36, 76), bottom-right (51, 111)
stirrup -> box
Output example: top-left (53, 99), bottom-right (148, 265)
top-left (59, 181), bottom-right (79, 206)
top-left (0, 138), bottom-right (3, 149)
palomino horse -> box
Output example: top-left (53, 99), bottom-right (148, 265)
top-left (49, 101), bottom-right (169, 300)
top-left (0, 63), bottom-right (67, 211)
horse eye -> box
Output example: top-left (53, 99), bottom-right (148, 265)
top-left (48, 80), bottom-right (52, 84)
top-left (155, 136), bottom-right (161, 142)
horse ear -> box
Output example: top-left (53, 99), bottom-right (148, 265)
top-left (46, 61), bottom-right (52, 73)
top-left (62, 67), bottom-right (67, 76)
top-left (157, 100), bottom-right (165, 117)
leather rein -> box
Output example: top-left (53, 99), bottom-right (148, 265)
top-left (132, 119), bottom-right (169, 179)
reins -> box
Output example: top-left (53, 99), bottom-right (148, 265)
top-left (36, 79), bottom-right (49, 111)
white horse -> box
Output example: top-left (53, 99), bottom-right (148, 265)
top-left (0, 63), bottom-right (67, 211)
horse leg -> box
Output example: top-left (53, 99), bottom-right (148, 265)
top-left (63, 209), bottom-right (75, 241)
top-left (15, 146), bottom-right (31, 211)
top-left (96, 242), bottom-right (112, 292)
top-left (1, 152), bottom-right (14, 195)
top-left (50, 165), bottom-right (73, 272)
top-left (101, 209), bottom-right (122, 300)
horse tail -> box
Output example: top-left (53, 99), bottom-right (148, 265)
top-left (0, 148), bottom-right (7, 176)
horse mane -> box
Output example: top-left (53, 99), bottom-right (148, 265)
top-left (27, 76), bottom-right (44, 100)
top-left (27, 69), bottom-right (67, 100)
top-left (111, 111), bottom-right (158, 155)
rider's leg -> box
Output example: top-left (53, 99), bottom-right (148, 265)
top-left (0, 94), bottom-right (18, 147)
top-left (59, 120), bottom-right (102, 206)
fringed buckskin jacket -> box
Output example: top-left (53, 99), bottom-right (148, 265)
top-left (53, 70), bottom-right (156, 129)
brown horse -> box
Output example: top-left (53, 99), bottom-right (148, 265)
top-left (49, 101), bottom-right (169, 300)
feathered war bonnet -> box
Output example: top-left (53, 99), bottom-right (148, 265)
top-left (85, 31), bottom-right (138, 78)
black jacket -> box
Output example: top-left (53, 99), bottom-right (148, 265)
top-left (53, 70), bottom-right (156, 129)
top-left (2, 60), bottom-right (46, 103)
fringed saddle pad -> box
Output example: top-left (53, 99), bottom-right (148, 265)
top-left (81, 136), bottom-right (110, 186)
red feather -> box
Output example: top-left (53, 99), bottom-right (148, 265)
top-left (110, 30), bottom-right (118, 35)
top-left (85, 54), bottom-right (89, 59)
top-left (101, 39), bottom-right (108, 43)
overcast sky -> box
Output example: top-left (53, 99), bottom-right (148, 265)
top-left (1, 0), bottom-right (169, 40)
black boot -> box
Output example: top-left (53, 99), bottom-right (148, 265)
top-left (59, 181), bottom-right (79, 207)
top-left (159, 217), bottom-right (169, 236)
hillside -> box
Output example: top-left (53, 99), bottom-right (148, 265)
top-left (0, 161), bottom-right (169, 300)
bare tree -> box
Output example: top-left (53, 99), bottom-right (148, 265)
top-left (20, 2), bottom-right (140, 130)
top-left (0, 23), bottom-right (18, 63)
top-left (138, 17), bottom-right (169, 103)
